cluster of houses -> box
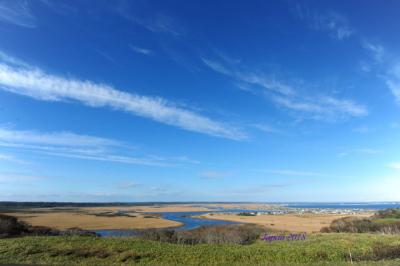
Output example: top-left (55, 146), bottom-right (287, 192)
top-left (236, 208), bottom-right (366, 216)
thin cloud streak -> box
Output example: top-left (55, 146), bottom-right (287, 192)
top-left (201, 58), bottom-right (295, 96)
top-left (338, 148), bottom-right (380, 158)
top-left (360, 40), bottom-right (400, 106)
top-left (0, 153), bottom-right (27, 164)
top-left (267, 169), bottom-right (325, 177)
top-left (116, 4), bottom-right (182, 36)
top-left (0, 127), bottom-right (120, 147)
top-left (129, 45), bottom-right (153, 55)
top-left (0, 173), bottom-right (46, 182)
top-left (0, 54), bottom-right (245, 140)
top-left (362, 41), bottom-right (385, 63)
top-left (116, 181), bottom-right (140, 189)
top-left (200, 171), bottom-right (231, 179)
top-left (202, 57), bottom-right (367, 121)
top-left (0, 127), bottom-right (196, 167)
top-left (0, 0), bottom-right (36, 28)
top-left (293, 4), bottom-right (353, 40)
top-left (272, 95), bottom-right (368, 120)
top-left (388, 162), bottom-right (400, 170)
top-left (265, 169), bottom-right (352, 179)
top-left (386, 63), bottom-right (400, 105)
top-left (252, 124), bottom-right (284, 135)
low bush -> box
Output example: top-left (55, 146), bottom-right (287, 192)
top-left (321, 217), bottom-right (380, 233)
top-left (0, 214), bottom-right (29, 237)
top-left (140, 224), bottom-right (266, 245)
top-left (321, 216), bottom-right (400, 234)
top-left (374, 208), bottom-right (400, 219)
top-left (371, 243), bottom-right (400, 260)
top-left (0, 214), bottom-right (98, 238)
top-left (237, 212), bottom-right (257, 216)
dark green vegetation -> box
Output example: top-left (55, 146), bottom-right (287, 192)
top-left (374, 208), bottom-right (400, 219)
top-left (140, 224), bottom-right (265, 245)
top-left (93, 212), bottom-right (137, 218)
top-left (1, 234), bottom-right (400, 265)
top-left (238, 212), bottom-right (257, 216)
top-left (322, 208), bottom-right (400, 234)
top-left (0, 214), bottom-right (97, 238)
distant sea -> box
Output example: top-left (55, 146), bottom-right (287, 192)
top-left (281, 202), bottom-right (400, 210)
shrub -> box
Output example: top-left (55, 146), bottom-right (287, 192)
top-left (140, 224), bottom-right (266, 245)
top-left (321, 216), bottom-right (400, 234)
top-left (238, 212), bottom-right (257, 216)
top-left (28, 226), bottom-right (60, 236)
top-left (61, 227), bottom-right (99, 237)
top-left (0, 214), bottom-right (29, 237)
top-left (0, 214), bottom-right (98, 238)
top-left (323, 217), bottom-right (380, 233)
top-left (321, 217), bottom-right (380, 233)
top-left (374, 208), bottom-right (400, 219)
top-left (371, 243), bottom-right (400, 260)
top-left (377, 222), bottom-right (400, 234)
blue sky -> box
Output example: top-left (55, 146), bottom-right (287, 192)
top-left (0, 0), bottom-right (400, 202)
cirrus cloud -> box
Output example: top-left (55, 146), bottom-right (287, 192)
top-left (0, 52), bottom-right (245, 141)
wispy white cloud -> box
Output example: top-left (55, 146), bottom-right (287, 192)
top-left (0, 53), bottom-right (245, 140)
top-left (116, 3), bottom-right (182, 36)
top-left (355, 148), bottom-right (380, 154)
top-left (264, 169), bottom-right (352, 179)
top-left (0, 51), bottom-right (30, 68)
top-left (359, 40), bottom-right (400, 105)
top-left (293, 4), bottom-right (352, 40)
top-left (37, 0), bottom-right (77, 15)
top-left (388, 162), bottom-right (400, 170)
top-left (116, 181), bottom-right (140, 189)
top-left (201, 58), bottom-right (233, 76)
top-left (266, 169), bottom-right (324, 177)
top-left (95, 49), bottom-right (117, 65)
top-left (0, 0), bottom-right (36, 28)
top-left (0, 173), bottom-right (45, 182)
top-left (202, 57), bottom-right (367, 121)
top-left (0, 127), bottom-right (120, 147)
top-left (201, 58), bottom-right (295, 96)
top-left (135, 14), bottom-right (181, 36)
top-left (272, 95), bottom-right (367, 120)
top-left (200, 171), bottom-right (231, 179)
top-left (129, 45), bottom-right (153, 56)
top-left (338, 148), bottom-right (380, 157)
top-left (252, 124), bottom-right (283, 134)
top-left (0, 127), bottom-right (197, 167)
top-left (0, 153), bottom-right (26, 164)
top-left (362, 41), bottom-right (385, 63)
top-left (385, 63), bottom-right (400, 105)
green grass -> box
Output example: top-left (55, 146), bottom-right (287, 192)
top-left (1, 234), bottom-right (400, 265)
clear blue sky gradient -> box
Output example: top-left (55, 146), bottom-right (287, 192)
top-left (0, 0), bottom-right (400, 202)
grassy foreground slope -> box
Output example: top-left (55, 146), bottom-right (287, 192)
top-left (1, 234), bottom-right (400, 265)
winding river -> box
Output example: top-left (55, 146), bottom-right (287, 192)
top-left (95, 210), bottom-right (246, 237)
